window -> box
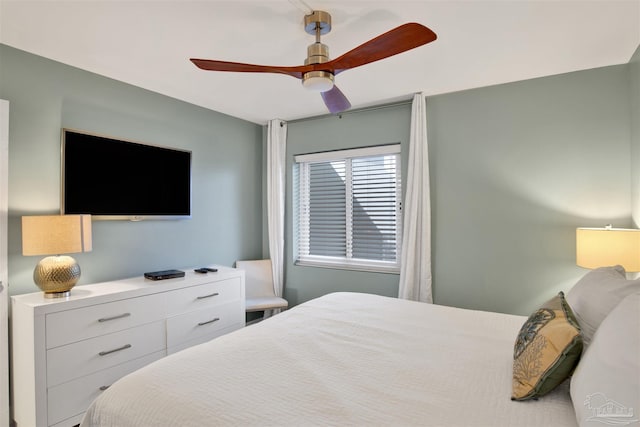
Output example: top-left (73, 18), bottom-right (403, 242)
top-left (294, 144), bottom-right (402, 273)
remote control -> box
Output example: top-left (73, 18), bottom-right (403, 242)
top-left (194, 267), bottom-right (218, 273)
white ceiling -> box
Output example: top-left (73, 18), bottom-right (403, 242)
top-left (1, 1), bottom-right (639, 124)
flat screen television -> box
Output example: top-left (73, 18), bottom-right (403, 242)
top-left (61, 128), bottom-right (192, 220)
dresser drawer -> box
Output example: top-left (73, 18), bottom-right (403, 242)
top-left (167, 323), bottom-right (243, 355)
top-left (47, 320), bottom-right (165, 387)
top-left (166, 277), bottom-right (242, 316)
top-left (47, 351), bottom-right (165, 426)
top-left (46, 293), bottom-right (166, 348)
top-left (166, 301), bottom-right (243, 349)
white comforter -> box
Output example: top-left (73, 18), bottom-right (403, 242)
top-left (82, 292), bottom-right (577, 426)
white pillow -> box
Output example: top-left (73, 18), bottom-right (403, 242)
top-left (570, 292), bottom-right (640, 426)
top-left (566, 265), bottom-right (640, 346)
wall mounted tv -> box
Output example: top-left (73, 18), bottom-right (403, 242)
top-left (62, 128), bottom-right (192, 220)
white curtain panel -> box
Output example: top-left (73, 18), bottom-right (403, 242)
top-left (398, 93), bottom-right (433, 303)
top-left (265, 119), bottom-right (287, 317)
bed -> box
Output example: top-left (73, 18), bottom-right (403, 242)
top-left (82, 270), bottom-right (640, 427)
top-left (82, 291), bottom-right (582, 426)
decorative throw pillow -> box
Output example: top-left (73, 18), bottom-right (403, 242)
top-left (512, 291), bottom-right (583, 401)
top-left (566, 265), bottom-right (640, 347)
top-left (570, 292), bottom-right (640, 426)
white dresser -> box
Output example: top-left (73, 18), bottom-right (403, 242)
top-left (11, 266), bottom-right (245, 427)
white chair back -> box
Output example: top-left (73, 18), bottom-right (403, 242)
top-left (235, 259), bottom-right (275, 298)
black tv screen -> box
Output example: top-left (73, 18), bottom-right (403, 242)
top-left (62, 129), bottom-right (192, 220)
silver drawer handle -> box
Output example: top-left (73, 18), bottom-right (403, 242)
top-left (99, 385), bottom-right (110, 391)
top-left (197, 317), bottom-right (220, 326)
top-left (98, 313), bottom-right (131, 322)
top-left (196, 292), bottom-right (219, 300)
top-left (98, 344), bottom-right (132, 356)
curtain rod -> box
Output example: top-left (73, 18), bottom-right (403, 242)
top-left (285, 98), bottom-right (413, 125)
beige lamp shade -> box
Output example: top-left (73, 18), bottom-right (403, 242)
top-left (22, 215), bottom-right (92, 256)
top-left (22, 215), bottom-right (92, 297)
top-left (576, 227), bottom-right (640, 272)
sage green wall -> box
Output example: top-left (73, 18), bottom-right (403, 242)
top-left (428, 64), bottom-right (631, 314)
top-left (3, 42), bottom-right (633, 313)
top-left (631, 45), bottom-right (640, 227)
top-left (285, 64), bottom-right (632, 315)
top-left (284, 105), bottom-right (411, 305)
top-left (0, 45), bottom-right (264, 296)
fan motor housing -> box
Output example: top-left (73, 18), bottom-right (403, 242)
top-left (305, 42), bottom-right (330, 65)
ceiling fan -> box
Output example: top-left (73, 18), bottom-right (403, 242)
top-left (190, 11), bottom-right (437, 114)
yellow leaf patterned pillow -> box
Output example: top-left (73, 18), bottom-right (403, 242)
top-left (512, 291), bottom-right (583, 401)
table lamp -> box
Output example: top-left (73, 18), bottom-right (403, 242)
top-left (22, 215), bottom-right (92, 298)
top-left (576, 225), bottom-right (640, 272)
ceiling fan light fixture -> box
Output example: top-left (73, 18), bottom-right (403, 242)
top-left (302, 71), bottom-right (334, 92)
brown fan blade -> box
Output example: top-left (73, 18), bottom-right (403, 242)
top-left (327, 23), bottom-right (437, 74)
top-left (190, 58), bottom-right (315, 79)
top-left (320, 85), bottom-right (351, 114)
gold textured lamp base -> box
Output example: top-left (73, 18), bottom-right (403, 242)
top-left (34, 255), bottom-right (81, 298)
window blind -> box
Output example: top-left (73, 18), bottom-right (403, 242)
top-left (295, 144), bottom-right (401, 272)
